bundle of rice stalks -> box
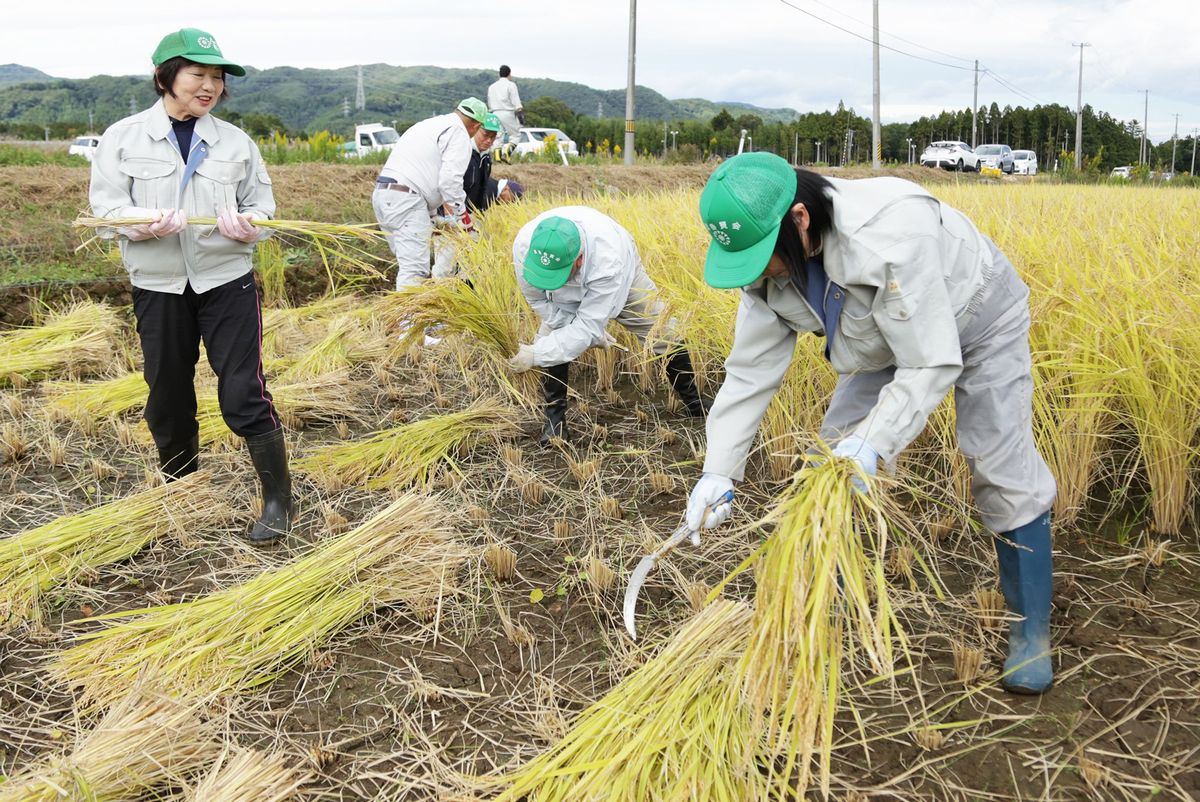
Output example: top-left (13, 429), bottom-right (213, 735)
top-left (485, 600), bottom-right (765, 802)
top-left (295, 401), bottom-right (516, 491)
top-left (0, 690), bottom-right (219, 802)
top-left (735, 456), bottom-right (933, 797)
top-left (382, 277), bottom-right (524, 358)
top-left (41, 370), bottom-right (147, 423)
top-left (52, 493), bottom-right (467, 708)
top-left (0, 301), bottom-right (123, 385)
top-left (187, 748), bottom-right (308, 802)
top-left (262, 294), bottom-right (373, 360)
top-left (274, 313), bottom-right (391, 381)
top-left (0, 472), bottom-right (229, 633)
top-left (74, 215), bottom-right (390, 288)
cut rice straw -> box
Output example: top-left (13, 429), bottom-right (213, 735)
top-left (0, 301), bottom-right (123, 386)
top-left (0, 689), bottom-right (219, 802)
top-left (295, 400), bottom-right (517, 491)
top-left (484, 600), bottom-right (763, 802)
top-left (52, 493), bottom-right (468, 708)
top-left (0, 472), bottom-right (231, 633)
top-left (187, 748), bottom-right (309, 802)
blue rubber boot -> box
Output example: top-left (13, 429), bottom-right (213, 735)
top-left (994, 512), bottom-right (1054, 694)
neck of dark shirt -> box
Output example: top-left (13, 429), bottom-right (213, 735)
top-left (170, 115), bottom-right (198, 161)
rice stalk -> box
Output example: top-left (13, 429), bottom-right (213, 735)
top-left (294, 401), bottom-right (516, 491)
top-left (51, 493), bottom-right (467, 707)
top-left (485, 600), bottom-right (765, 802)
top-left (187, 748), bottom-right (309, 802)
top-left (0, 689), bottom-right (219, 802)
top-left (0, 472), bottom-right (229, 633)
top-left (0, 301), bottom-right (123, 385)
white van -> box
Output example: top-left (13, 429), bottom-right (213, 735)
top-left (1012, 150), bottom-right (1038, 176)
top-left (68, 135), bottom-right (102, 161)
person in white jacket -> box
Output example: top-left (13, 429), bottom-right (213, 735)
top-left (486, 65), bottom-right (523, 146)
top-left (89, 27), bottom-right (288, 545)
top-left (373, 98), bottom-right (487, 291)
top-left (686, 152), bottom-right (1057, 695)
top-left (508, 207), bottom-right (708, 444)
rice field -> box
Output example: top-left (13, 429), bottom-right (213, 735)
top-left (1, 172), bottom-right (1199, 801)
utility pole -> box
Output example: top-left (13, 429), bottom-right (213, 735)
top-left (662, 122), bottom-right (668, 156)
top-left (88, 109), bottom-right (94, 131)
top-left (1192, 128), bottom-right (1197, 177)
top-left (129, 95), bottom-right (136, 116)
top-left (971, 60), bottom-right (979, 148)
top-left (596, 100), bottom-right (603, 119)
top-left (1169, 113), bottom-right (1180, 174)
top-left (623, 0), bottom-right (637, 166)
top-left (1072, 42), bottom-right (1089, 170)
top-left (355, 65), bottom-right (365, 111)
top-left (814, 140), bottom-right (821, 164)
top-left (905, 137), bottom-right (912, 165)
top-left (793, 131), bottom-right (799, 166)
top-left (1140, 90), bottom-right (1149, 165)
top-left (670, 130), bottom-right (679, 150)
top-left (871, 0), bottom-right (881, 169)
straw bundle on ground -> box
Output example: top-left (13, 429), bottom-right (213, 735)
top-left (486, 600), bottom-right (763, 802)
top-left (0, 472), bottom-right (229, 633)
top-left (295, 401), bottom-right (516, 491)
top-left (41, 370), bottom-right (147, 422)
top-left (187, 749), bottom-right (308, 802)
top-left (274, 313), bottom-right (390, 381)
top-left (0, 690), bottom-right (219, 802)
top-left (52, 493), bottom-right (467, 707)
top-left (381, 277), bottom-right (525, 358)
top-left (0, 301), bottom-right (123, 385)
top-left (736, 456), bottom-right (926, 798)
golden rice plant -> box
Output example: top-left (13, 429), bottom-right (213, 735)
top-left (187, 748), bottom-right (308, 802)
top-left (295, 401), bottom-right (515, 491)
top-left (486, 600), bottom-right (765, 802)
top-left (0, 690), bottom-right (219, 802)
top-left (0, 472), bottom-right (228, 633)
top-left (736, 455), bottom-right (930, 798)
top-left (52, 493), bottom-right (467, 707)
top-left (0, 301), bottom-right (123, 385)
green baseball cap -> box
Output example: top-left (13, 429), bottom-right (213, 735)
top-left (698, 152), bottom-right (798, 288)
top-left (524, 217), bottom-right (582, 290)
top-left (482, 113), bottom-right (502, 133)
top-left (457, 97), bottom-right (488, 124)
top-left (151, 28), bottom-right (246, 77)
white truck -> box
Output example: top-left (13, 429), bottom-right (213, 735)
top-left (341, 123), bottom-right (401, 158)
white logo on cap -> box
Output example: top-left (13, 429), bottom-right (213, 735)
top-left (714, 231), bottom-right (732, 246)
top-left (197, 36), bottom-right (217, 50)
top-left (540, 253), bottom-right (552, 266)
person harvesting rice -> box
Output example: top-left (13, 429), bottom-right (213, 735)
top-left (88, 28), bottom-right (291, 545)
top-left (686, 153), bottom-right (1057, 694)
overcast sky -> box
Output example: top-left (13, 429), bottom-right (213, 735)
top-left (4, 0), bottom-right (1197, 142)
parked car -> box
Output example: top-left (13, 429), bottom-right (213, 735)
top-left (975, 144), bottom-right (1015, 174)
top-left (341, 123), bottom-right (400, 158)
top-left (919, 141), bottom-right (978, 171)
top-left (68, 135), bottom-right (102, 161)
top-left (1110, 166), bottom-right (1133, 179)
top-left (1012, 150), bottom-right (1038, 176)
top-left (510, 127), bottom-right (579, 158)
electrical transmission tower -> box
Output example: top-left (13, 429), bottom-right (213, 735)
top-left (355, 66), bottom-right (365, 111)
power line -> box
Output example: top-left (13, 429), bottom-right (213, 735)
top-left (794, 0), bottom-right (975, 64)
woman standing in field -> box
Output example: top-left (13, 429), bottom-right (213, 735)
top-left (89, 28), bottom-right (291, 545)
top-left (686, 152), bottom-right (1057, 694)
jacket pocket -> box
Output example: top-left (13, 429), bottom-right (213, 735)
top-left (118, 156), bottom-right (177, 210)
top-left (835, 295), bottom-right (892, 370)
top-left (194, 159), bottom-right (248, 215)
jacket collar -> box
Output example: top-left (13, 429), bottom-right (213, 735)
top-left (146, 98), bottom-right (221, 145)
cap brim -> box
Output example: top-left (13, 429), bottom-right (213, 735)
top-left (523, 254), bottom-right (572, 291)
top-left (187, 54), bottom-right (246, 76)
top-left (702, 219), bottom-right (782, 289)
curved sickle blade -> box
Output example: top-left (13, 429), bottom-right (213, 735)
top-left (622, 526), bottom-right (691, 640)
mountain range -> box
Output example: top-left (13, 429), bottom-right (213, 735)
top-left (0, 62), bottom-right (798, 134)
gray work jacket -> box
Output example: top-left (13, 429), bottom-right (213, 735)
top-left (89, 99), bottom-right (276, 294)
top-left (704, 176), bottom-right (997, 479)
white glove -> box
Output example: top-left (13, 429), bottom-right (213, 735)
top-left (537, 320), bottom-right (553, 338)
top-left (507, 343), bottom-right (535, 373)
top-left (686, 473), bottom-right (735, 537)
top-left (147, 208), bottom-right (188, 238)
top-left (217, 208), bottom-right (260, 243)
top-left (832, 436), bottom-right (878, 494)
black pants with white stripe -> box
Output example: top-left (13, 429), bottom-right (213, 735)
top-left (133, 271), bottom-right (279, 451)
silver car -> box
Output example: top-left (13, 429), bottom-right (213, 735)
top-left (1012, 150), bottom-right (1038, 176)
top-left (919, 141), bottom-right (979, 171)
top-left (975, 144), bottom-right (1015, 174)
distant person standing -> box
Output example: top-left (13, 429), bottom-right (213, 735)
top-left (89, 27), bottom-right (291, 545)
top-left (372, 97), bottom-right (488, 291)
top-left (487, 65), bottom-right (524, 147)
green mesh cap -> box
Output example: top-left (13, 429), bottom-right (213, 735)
top-left (456, 97), bottom-right (489, 123)
top-left (482, 112), bottom-right (502, 133)
top-left (151, 28), bottom-right (245, 76)
top-left (698, 152), bottom-right (798, 288)
top-left (524, 216), bottom-right (582, 290)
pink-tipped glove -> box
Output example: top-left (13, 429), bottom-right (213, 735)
top-left (685, 473), bottom-right (735, 538)
top-left (217, 208), bottom-right (260, 243)
top-left (121, 208), bottom-right (187, 241)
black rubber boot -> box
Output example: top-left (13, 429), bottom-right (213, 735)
top-left (539, 362), bottom-right (570, 446)
top-left (157, 435), bottom-right (199, 482)
top-left (244, 428), bottom-right (293, 545)
top-left (664, 350), bottom-right (710, 417)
